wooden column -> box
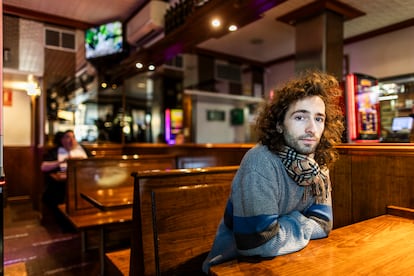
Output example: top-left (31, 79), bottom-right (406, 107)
top-left (277, 0), bottom-right (364, 80)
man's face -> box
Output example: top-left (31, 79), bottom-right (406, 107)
top-left (61, 131), bottom-right (77, 151)
top-left (281, 96), bottom-right (326, 156)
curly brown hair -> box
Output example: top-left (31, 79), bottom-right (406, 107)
top-left (255, 70), bottom-right (344, 167)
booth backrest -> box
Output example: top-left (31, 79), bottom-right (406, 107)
top-left (65, 154), bottom-right (177, 215)
top-left (130, 166), bottom-right (238, 276)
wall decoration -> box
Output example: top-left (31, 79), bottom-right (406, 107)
top-left (3, 89), bottom-right (12, 106)
top-left (207, 110), bottom-right (225, 121)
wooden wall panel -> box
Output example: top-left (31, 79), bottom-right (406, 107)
top-left (395, 156), bottom-right (414, 208)
top-left (332, 144), bottom-right (414, 227)
top-left (3, 147), bottom-right (39, 201)
top-left (331, 153), bottom-right (352, 228)
top-left (351, 154), bottom-right (395, 222)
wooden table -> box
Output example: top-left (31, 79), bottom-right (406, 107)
top-left (80, 186), bottom-right (133, 211)
top-left (210, 214), bottom-right (414, 275)
top-left (76, 186), bottom-right (133, 274)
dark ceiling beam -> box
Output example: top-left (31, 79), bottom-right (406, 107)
top-left (3, 4), bottom-right (92, 29)
top-left (277, 0), bottom-right (365, 25)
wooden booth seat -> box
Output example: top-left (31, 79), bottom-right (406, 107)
top-left (105, 165), bottom-right (239, 276)
top-left (64, 154), bottom-right (177, 216)
top-left (58, 154), bottom-right (177, 274)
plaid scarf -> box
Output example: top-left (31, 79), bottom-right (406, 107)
top-left (277, 146), bottom-right (330, 204)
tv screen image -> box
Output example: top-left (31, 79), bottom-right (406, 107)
top-left (85, 21), bottom-right (123, 59)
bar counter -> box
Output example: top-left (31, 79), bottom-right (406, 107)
top-left (210, 214), bottom-right (414, 275)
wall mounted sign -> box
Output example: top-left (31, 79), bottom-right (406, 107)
top-left (3, 89), bottom-right (12, 106)
top-left (207, 110), bottom-right (225, 121)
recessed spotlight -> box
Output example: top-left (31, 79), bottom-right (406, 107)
top-left (101, 82), bottom-right (108, 89)
top-left (148, 65), bottom-right (155, 71)
top-left (228, 25), bottom-right (238, 32)
top-left (211, 18), bottom-right (221, 28)
top-left (136, 62), bottom-right (143, 69)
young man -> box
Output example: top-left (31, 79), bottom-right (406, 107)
top-left (202, 71), bottom-right (344, 273)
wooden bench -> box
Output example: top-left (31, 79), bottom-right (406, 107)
top-left (105, 166), bottom-right (239, 275)
top-left (58, 154), bottom-right (177, 274)
top-left (65, 154), bottom-right (177, 216)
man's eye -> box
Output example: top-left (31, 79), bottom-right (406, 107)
top-left (316, 117), bottom-right (325, 123)
top-left (294, 116), bottom-right (304, 121)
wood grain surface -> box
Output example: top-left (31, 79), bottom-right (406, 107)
top-left (210, 214), bottom-right (414, 275)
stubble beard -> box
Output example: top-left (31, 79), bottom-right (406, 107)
top-left (283, 132), bottom-right (319, 155)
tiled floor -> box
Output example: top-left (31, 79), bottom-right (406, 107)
top-left (3, 200), bottom-right (100, 275)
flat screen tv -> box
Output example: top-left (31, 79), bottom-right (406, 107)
top-left (85, 21), bottom-right (124, 60)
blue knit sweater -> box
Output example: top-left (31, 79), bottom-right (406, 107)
top-left (202, 144), bottom-right (333, 273)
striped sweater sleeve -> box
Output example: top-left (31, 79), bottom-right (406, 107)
top-left (228, 168), bottom-right (332, 258)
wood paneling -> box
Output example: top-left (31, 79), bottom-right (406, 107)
top-left (130, 166), bottom-right (238, 275)
top-left (331, 153), bottom-right (352, 228)
top-left (332, 144), bottom-right (414, 228)
top-left (3, 147), bottom-right (40, 202)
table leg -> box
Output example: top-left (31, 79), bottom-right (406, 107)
top-left (99, 227), bottom-right (105, 275)
top-left (81, 230), bottom-right (86, 252)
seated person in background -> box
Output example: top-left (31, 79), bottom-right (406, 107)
top-left (40, 130), bottom-right (93, 225)
top-left (202, 71), bottom-right (345, 273)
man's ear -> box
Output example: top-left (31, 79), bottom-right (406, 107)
top-left (276, 124), bottom-right (283, 133)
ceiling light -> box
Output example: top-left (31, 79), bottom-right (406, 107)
top-left (211, 18), bottom-right (221, 28)
top-left (26, 74), bottom-right (41, 96)
top-left (148, 65), bottom-right (155, 71)
top-left (136, 62), bottom-right (143, 69)
top-left (228, 25), bottom-right (238, 32)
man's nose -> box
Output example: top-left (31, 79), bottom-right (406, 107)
top-left (305, 119), bottom-right (317, 134)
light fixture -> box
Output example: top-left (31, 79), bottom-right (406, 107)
top-left (26, 74), bottom-right (41, 96)
top-left (211, 18), bottom-right (221, 28)
top-left (136, 62), bottom-right (143, 69)
top-left (228, 25), bottom-right (238, 32)
top-left (148, 65), bottom-right (155, 71)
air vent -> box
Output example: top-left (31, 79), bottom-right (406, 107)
top-left (45, 27), bottom-right (76, 51)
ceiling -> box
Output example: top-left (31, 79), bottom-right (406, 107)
top-left (3, 0), bottom-right (414, 93)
